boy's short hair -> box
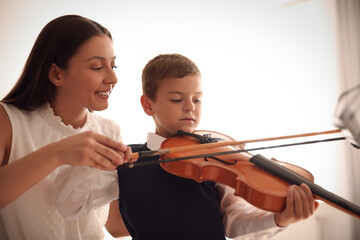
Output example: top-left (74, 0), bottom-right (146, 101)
top-left (142, 54), bottom-right (201, 101)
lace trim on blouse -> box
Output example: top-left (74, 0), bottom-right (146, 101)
top-left (36, 102), bottom-right (90, 136)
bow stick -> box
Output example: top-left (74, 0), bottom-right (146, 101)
top-left (129, 129), bottom-right (342, 161)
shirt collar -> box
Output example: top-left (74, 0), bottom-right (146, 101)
top-left (147, 132), bottom-right (166, 150)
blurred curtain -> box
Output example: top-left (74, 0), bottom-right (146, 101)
top-left (336, 0), bottom-right (360, 238)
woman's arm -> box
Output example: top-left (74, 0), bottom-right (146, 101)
top-left (0, 105), bottom-right (62, 208)
top-left (49, 166), bottom-right (119, 220)
top-left (0, 105), bottom-right (131, 209)
top-left (0, 105), bottom-right (11, 168)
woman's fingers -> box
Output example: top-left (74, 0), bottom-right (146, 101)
top-left (94, 132), bottom-right (128, 153)
top-left (59, 131), bottom-right (133, 169)
top-left (92, 133), bottom-right (133, 166)
top-left (124, 145), bottom-right (133, 163)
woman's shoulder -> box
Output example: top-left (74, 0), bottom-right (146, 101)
top-left (0, 103), bottom-right (12, 166)
top-left (0, 103), bottom-right (13, 133)
top-left (0, 103), bottom-right (10, 120)
top-left (0, 102), bottom-right (36, 122)
top-left (0, 102), bottom-right (21, 115)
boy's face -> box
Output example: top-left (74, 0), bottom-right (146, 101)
top-left (143, 75), bottom-right (202, 138)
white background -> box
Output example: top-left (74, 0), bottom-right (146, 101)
top-left (0, 0), bottom-right (354, 239)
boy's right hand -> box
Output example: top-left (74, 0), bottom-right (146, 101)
top-left (54, 131), bottom-right (132, 170)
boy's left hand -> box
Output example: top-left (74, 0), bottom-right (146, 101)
top-left (274, 183), bottom-right (319, 227)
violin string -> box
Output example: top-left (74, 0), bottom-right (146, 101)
top-left (130, 129), bottom-right (342, 159)
top-left (121, 136), bottom-right (346, 169)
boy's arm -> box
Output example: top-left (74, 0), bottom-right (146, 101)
top-left (105, 200), bottom-right (130, 238)
top-left (216, 183), bottom-right (286, 238)
top-left (49, 166), bottom-right (118, 220)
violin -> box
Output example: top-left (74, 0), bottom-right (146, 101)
top-left (126, 129), bottom-right (360, 220)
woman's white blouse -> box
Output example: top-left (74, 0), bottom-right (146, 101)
top-left (0, 102), bottom-right (121, 240)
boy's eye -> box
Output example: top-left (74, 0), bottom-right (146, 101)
top-left (171, 99), bottom-right (182, 103)
top-left (194, 99), bottom-right (201, 104)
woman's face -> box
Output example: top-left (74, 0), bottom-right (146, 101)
top-left (55, 35), bottom-right (117, 112)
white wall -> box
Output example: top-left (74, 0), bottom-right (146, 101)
top-left (0, 0), bottom-right (355, 239)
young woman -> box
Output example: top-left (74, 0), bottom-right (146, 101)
top-left (0, 15), bottom-right (132, 239)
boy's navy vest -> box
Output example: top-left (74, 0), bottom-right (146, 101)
top-left (117, 144), bottom-right (226, 240)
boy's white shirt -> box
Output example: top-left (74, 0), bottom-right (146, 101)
top-left (49, 132), bottom-right (285, 239)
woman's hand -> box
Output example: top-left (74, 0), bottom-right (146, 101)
top-left (0, 130), bottom-right (132, 208)
top-left (274, 183), bottom-right (319, 227)
top-left (53, 131), bottom-right (132, 170)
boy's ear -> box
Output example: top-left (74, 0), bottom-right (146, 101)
top-left (140, 95), bottom-right (154, 116)
top-left (48, 63), bottom-right (63, 87)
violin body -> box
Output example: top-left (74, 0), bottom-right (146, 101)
top-left (160, 130), bottom-right (314, 212)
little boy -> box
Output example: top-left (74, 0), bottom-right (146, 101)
top-left (50, 54), bottom-right (317, 240)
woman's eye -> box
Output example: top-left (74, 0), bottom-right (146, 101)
top-left (112, 65), bottom-right (118, 70)
top-left (194, 99), bottom-right (202, 104)
top-left (91, 67), bottom-right (103, 71)
top-left (171, 99), bottom-right (181, 103)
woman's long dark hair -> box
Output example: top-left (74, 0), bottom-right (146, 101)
top-left (2, 15), bottom-right (112, 110)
